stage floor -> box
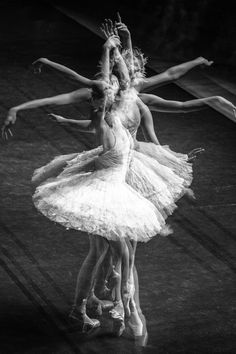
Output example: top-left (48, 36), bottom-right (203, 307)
top-left (0, 20), bottom-right (236, 354)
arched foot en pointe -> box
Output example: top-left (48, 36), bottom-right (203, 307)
top-left (109, 300), bottom-right (125, 337)
top-left (69, 299), bottom-right (100, 334)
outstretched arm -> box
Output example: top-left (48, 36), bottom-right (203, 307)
top-left (136, 57), bottom-right (213, 92)
top-left (33, 34), bottom-right (119, 92)
top-left (48, 113), bottom-right (95, 133)
top-left (33, 58), bottom-right (96, 87)
top-left (2, 89), bottom-right (91, 135)
top-left (139, 93), bottom-right (236, 118)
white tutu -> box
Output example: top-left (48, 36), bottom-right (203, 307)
top-left (32, 90), bottom-right (194, 241)
top-left (135, 142), bottom-right (193, 184)
top-left (33, 113), bottom-right (171, 242)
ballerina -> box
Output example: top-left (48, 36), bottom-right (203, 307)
top-left (2, 33), bottom-right (148, 336)
top-left (3, 14), bottom-right (234, 342)
top-left (1, 34), bottom-right (127, 331)
top-left (31, 87), bottom-right (169, 334)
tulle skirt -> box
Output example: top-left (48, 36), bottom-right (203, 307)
top-left (33, 163), bottom-right (171, 242)
top-left (135, 141), bottom-right (192, 183)
top-left (32, 142), bottom-right (193, 241)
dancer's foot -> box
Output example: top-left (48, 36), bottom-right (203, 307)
top-left (136, 310), bottom-right (148, 347)
top-left (87, 293), bottom-right (113, 315)
top-left (109, 300), bottom-right (125, 337)
top-left (69, 299), bottom-right (100, 334)
top-left (124, 299), bottom-right (143, 338)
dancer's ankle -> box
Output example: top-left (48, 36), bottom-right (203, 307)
top-left (70, 299), bottom-right (87, 316)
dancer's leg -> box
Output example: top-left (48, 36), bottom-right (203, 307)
top-left (133, 265), bottom-right (140, 312)
top-left (108, 239), bottom-right (129, 336)
top-left (123, 240), bottom-right (144, 338)
top-left (109, 239), bottom-right (129, 303)
top-left (70, 235), bottom-right (101, 331)
top-left (88, 236), bottom-right (111, 312)
top-left (94, 247), bottom-right (113, 299)
top-left (122, 239), bottom-right (137, 317)
top-left (73, 235), bottom-right (97, 308)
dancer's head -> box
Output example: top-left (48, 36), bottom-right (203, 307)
top-left (122, 48), bottom-right (147, 80)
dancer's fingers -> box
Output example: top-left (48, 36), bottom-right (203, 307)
top-left (48, 113), bottom-right (58, 121)
top-left (100, 23), bottom-right (109, 38)
top-left (104, 19), bottom-right (111, 36)
top-left (100, 27), bottom-right (108, 38)
top-left (106, 24), bottom-right (111, 37)
top-left (190, 147), bottom-right (204, 154)
top-left (8, 128), bottom-right (13, 137)
top-left (116, 24), bottom-right (128, 32)
top-left (233, 107), bottom-right (236, 119)
top-left (117, 12), bottom-right (122, 22)
top-left (108, 19), bottom-right (114, 34)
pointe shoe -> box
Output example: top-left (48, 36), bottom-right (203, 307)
top-left (124, 322), bottom-right (148, 347)
top-left (69, 299), bottom-right (100, 334)
top-left (137, 311), bottom-right (148, 347)
top-left (109, 300), bottom-right (125, 337)
top-left (126, 316), bottom-right (143, 337)
top-left (123, 299), bottom-right (143, 338)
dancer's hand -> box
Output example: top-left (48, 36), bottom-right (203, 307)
top-left (197, 57), bottom-right (214, 67)
top-left (32, 58), bottom-right (49, 74)
top-left (100, 18), bottom-right (118, 38)
top-left (48, 113), bottom-right (68, 124)
top-left (188, 147), bottom-right (205, 161)
top-left (233, 106), bottom-right (236, 121)
top-left (1, 108), bottom-right (16, 140)
top-left (115, 12), bottom-right (130, 39)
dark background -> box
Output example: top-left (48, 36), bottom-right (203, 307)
top-left (0, 0), bottom-right (235, 68)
